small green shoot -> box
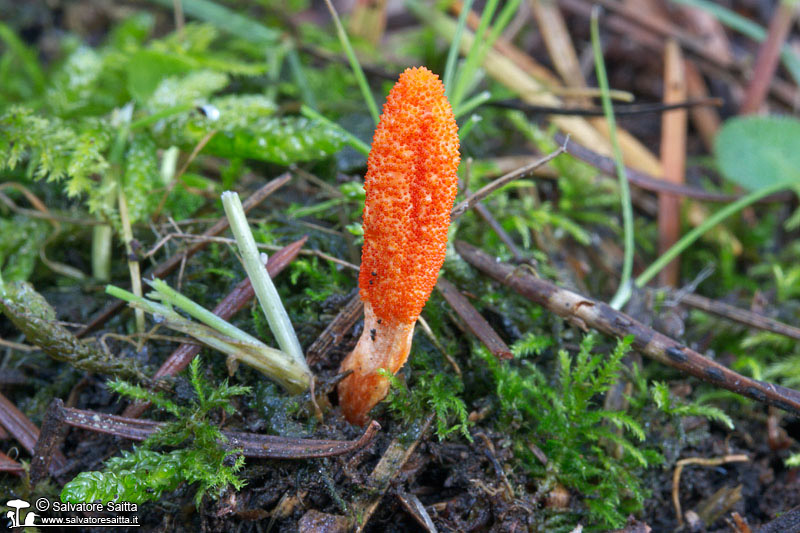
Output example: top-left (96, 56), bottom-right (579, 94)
top-left (650, 381), bottom-right (734, 429)
top-left (106, 281), bottom-right (310, 393)
top-left (378, 368), bottom-right (471, 441)
top-left (321, 0), bottom-right (380, 124)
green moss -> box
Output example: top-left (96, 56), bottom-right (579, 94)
top-left (61, 357), bottom-right (250, 506)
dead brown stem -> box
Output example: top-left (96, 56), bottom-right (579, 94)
top-left (436, 277), bottom-right (513, 360)
top-left (658, 39), bottom-right (688, 287)
top-left (555, 133), bottom-right (793, 204)
top-left (673, 291), bottom-right (800, 342)
top-left (47, 399), bottom-right (380, 460)
top-left (306, 291), bottom-right (364, 366)
top-left (0, 391), bottom-right (66, 473)
top-left (740, 2), bottom-right (798, 114)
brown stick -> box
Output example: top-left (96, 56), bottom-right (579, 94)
top-left (451, 143), bottom-right (568, 218)
top-left (306, 291), bottom-right (364, 366)
top-left (0, 391), bottom-right (66, 472)
top-left (77, 174), bottom-right (291, 337)
top-left (675, 292), bottom-right (800, 342)
top-left (559, 0), bottom-right (798, 108)
top-left (684, 60), bottom-right (721, 152)
top-left (30, 394), bottom-right (71, 484)
top-left (353, 415), bottom-right (434, 532)
top-left (554, 133), bottom-right (793, 204)
top-left (456, 241), bottom-right (800, 416)
top-left (436, 277), bottom-right (512, 360)
top-left (740, 2), bottom-right (798, 114)
top-left (48, 399), bottom-right (380, 460)
top-left (122, 236), bottom-right (307, 418)
top-left (658, 39), bottom-right (688, 287)
top-left (530, 0), bottom-right (587, 92)
top-left (473, 202), bottom-right (526, 262)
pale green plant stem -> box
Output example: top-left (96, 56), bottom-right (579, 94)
top-left (322, 0), bottom-right (380, 125)
top-left (635, 181), bottom-right (788, 289)
top-left (591, 9), bottom-right (635, 310)
top-left (221, 191), bottom-right (310, 379)
top-left (147, 278), bottom-right (263, 347)
top-left (107, 114), bottom-right (146, 335)
top-left (300, 105), bottom-right (370, 156)
top-left (287, 46), bottom-right (316, 110)
top-left (443, 0), bottom-right (475, 98)
top-left (107, 285), bottom-right (308, 392)
top-left (117, 187), bottom-right (145, 335)
top-left (92, 224), bottom-right (113, 281)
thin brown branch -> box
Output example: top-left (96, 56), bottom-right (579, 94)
top-left (486, 97), bottom-right (722, 116)
top-left (554, 132), bottom-right (793, 204)
top-left (658, 39), bottom-right (688, 287)
top-left (451, 143), bottom-right (568, 218)
top-left (740, 2), bottom-right (798, 114)
top-left (0, 391), bottom-right (66, 473)
top-left (306, 291), bottom-right (363, 366)
top-left (456, 241), bottom-right (800, 416)
top-left (436, 277), bottom-right (513, 360)
top-left (77, 174), bottom-right (291, 337)
top-left (674, 291), bottom-right (800, 342)
top-left (352, 415), bottom-right (434, 532)
top-left (473, 202), bottom-right (526, 262)
top-left (48, 399), bottom-right (380, 460)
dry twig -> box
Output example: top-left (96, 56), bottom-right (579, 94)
top-left (456, 241), bottom-right (800, 415)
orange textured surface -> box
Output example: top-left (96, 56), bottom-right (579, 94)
top-left (359, 66), bottom-right (460, 324)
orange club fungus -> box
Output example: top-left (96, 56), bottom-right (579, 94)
top-left (338, 66), bottom-right (460, 425)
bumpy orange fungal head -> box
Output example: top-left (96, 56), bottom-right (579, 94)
top-left (358, 66), bottom-right (460, 325)
top-left (338, 66), bottom-right (460, 426)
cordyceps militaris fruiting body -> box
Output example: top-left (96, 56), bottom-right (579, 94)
top-left (338, 66), bottom-right (460, 425)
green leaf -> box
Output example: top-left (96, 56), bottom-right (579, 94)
top-left (715, 116), bottom-right (800, 191)
top-left (126, 50), bottom-right (195, 102)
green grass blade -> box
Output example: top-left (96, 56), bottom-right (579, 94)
top-left (635, 181), bottom-right (788, 288)
top-left (443, 0), bottom-right (475, 98)
top-left (448, 0), bottom-right (500, 110)
top-left (591, 9), bottom-right (635, 309)
top-left (322, 0), bottom-right (380, 125)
